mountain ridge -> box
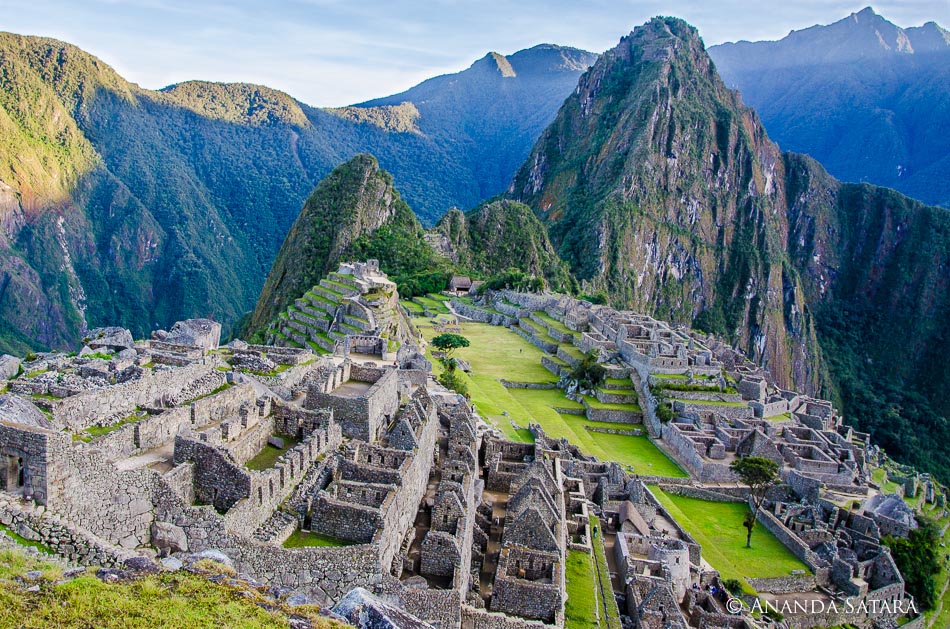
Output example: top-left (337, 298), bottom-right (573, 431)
top-left (510, 15), bottom-right (950, 480)
top-left (709, 7), bottom-right (950, 208)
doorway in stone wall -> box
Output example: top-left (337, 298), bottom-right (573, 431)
top-left (0, 454), bottom-right (25, 493)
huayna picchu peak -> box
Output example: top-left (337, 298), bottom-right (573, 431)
top-left (1, 6), bottom-right (950, 629)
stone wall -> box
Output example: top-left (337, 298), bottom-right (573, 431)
top-left (52, 363), bottom-right (221, 430)
top-left (45, 437), bottom-right (156, 549)
top-left (747, 574), bottom-right (817, 594)
top-left (451, 301), bottom-right (516, 327)
top-left (0, 422), bottom-right (54, 503)
top-left (0, 498), bottom-right (132, 567)
top-left (462, 606), bottom-right (548, 629)
top-left (755, 508), bottom-right (823, 571)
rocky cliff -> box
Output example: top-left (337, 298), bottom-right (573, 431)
top-left (510, 17), bottom-right (950, 480)
top-left (509, 18), bottom-right (824, 392)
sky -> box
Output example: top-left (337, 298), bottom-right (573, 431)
top-left (1, 0), bottom-right (947, 107)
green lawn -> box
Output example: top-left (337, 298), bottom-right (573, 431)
top-left (245, 437), bottom-right (301, 471)
top-left (282, 530), bottom-right (352, 548)
top-left (532, 311), bottom-right (572, 335)
top-left (419, 320), bottom-right (684, 476)
top-left (590, 515), bottom-right (622, 629)
top-left (652, 491), bottom-right (810, 587)
top-left (564, 550), bottom-right (599, 629)
top-left (400, 299), bottom-right (424, 313)
top-left (414, 296), bottom-right (450, 314)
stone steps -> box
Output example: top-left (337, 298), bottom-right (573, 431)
top-left (312, 284), bottom-right (346, 303)
top-left (320, 278), bottom-right (359, 298)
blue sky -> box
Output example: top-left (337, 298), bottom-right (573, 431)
top-left (1, 1), bottom-right (947, 106)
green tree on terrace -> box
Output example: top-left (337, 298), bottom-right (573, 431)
top-left (431, 333), bottom-right (470, 370)
top-left (730, 456), bottom-right (779, 548)
top-left (432, 333), bottom-right (470, 398)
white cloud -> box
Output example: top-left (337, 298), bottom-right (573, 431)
top-left (0, 0), bottom-right (945, 106)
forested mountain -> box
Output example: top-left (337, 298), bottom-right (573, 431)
top-left (509, 17), bottom-right (950, 481)
top-left (709, 7), bottom-right (950, 208)
top-left (0, 33), bottom-right (592, 352)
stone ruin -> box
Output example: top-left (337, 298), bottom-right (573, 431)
top-left (0, 265), bottom-right (933, 629)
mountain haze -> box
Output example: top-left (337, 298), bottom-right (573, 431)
top-left (710, 7), bottom-right (950, 208)
top-left (0, 33), bottom-right (593, 352)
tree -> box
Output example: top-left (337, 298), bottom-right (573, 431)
top-left (730, 456), bottom-right (779, 548)
top-left (568, 350), bottom-right (606, 391)
top-left (432, 334), bottom-right (470, 367)
top-left (884, 517), bottom-right (941, 611)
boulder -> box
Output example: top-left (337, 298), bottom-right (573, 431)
top-left (333, 587), bottom-right (436, 629)
top-left (164, 319), bottom-right (222, 350)
top-left (189, 549), bottom-right (234, 570)
top-left (117, 348), bottom-right (138, 360)
top-left (122, 556), bottom-right (162, 575)
top-left (86, 327), bottom-right (134, 352)
top-left (268, 436), bottom-right (285, 449)
top-left (150, 521), bottom-right (189, 555)
top-left (0, 354), bottom-right (20, 380)
top-left (0, 395), bottom-right (53, 430)
top-left (160, 556), bottom-right (183, 571)
top-left (228, 339), bottom-right (249, 351)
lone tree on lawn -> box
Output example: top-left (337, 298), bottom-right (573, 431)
top-left (431, 333), bottom-right (470, 370)
top-left (730, 456), bottom-right (779, 549)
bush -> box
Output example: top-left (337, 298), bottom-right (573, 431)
top-left (721, 578), bottom-right (743, 595)
top-left (883, 517), bottom-right (941, 611)
top-left (438, 369), bottom-right (469, 398)
top-left (655, 402), bottom-right (675, 423)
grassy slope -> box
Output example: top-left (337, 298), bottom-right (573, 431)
top-left (419, 319), bottom-right (684, 476)
top-left (652, 491), bottom-right (809, 585)
top-left (0, 546), bottom-right (339, 629)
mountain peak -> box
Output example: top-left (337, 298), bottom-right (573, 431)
top-left (471, 51), bottom-right (518, 79)
top-left (710, 8), bottom-right (950, 69)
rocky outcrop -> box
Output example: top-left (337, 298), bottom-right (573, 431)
top-left (333, 588), bottom-right (436, 629)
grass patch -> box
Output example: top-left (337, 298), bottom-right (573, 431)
top-left (0, 546), bottom-right (340, 628)
top-left (245, 436), bottom-right (301, 471)
top-left (652, 491), bottom-right (810, 586)
top-left (418, 320), bottom-right (684, 475)
top-left (532, 311), bottom-right (572, 335)
top-left (565, 550), bottom-right (599, 629)
top-left (74, 410), bottom-right (146, 443)
top-left (400, 300), bottom-right (424, 313)
top-left (589, 515), bottom-right (622, 629)
top-left (0, 525), bottom-right (54, 555)
top-left (766, 412), bottom-right (793, 423)
top-left (283, 529), bottom-right (352, 548)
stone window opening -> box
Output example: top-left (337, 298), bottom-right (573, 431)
top-left (258, 487), bottom-right (263, 505)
